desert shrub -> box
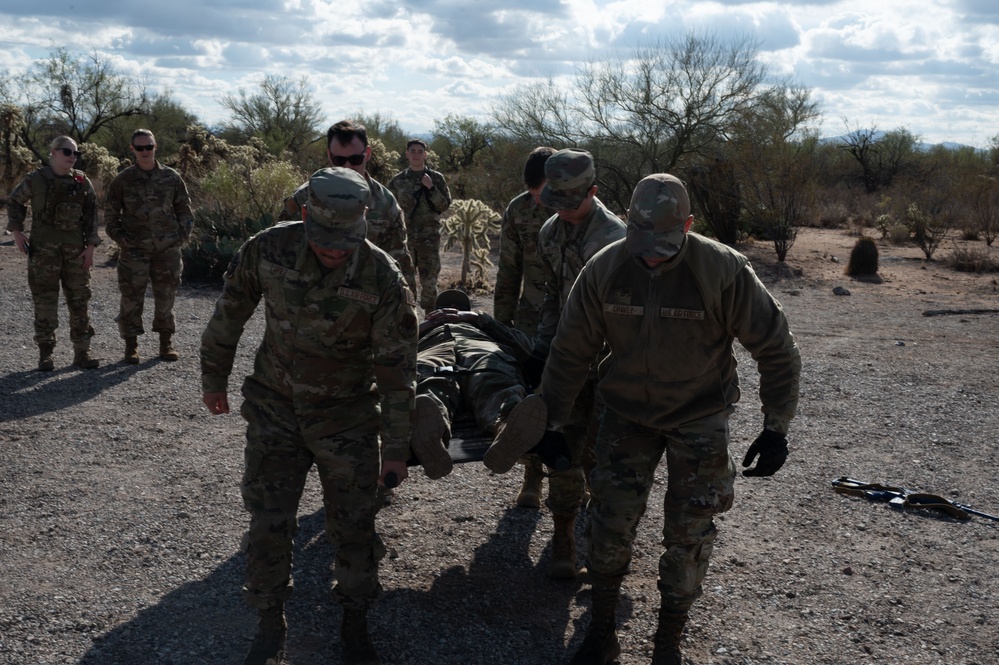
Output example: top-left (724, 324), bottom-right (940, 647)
top-left (183, 210), bottom-right (274, 281)
top-left (845, 236), bottom-right (879, 276)
top-left (888, 224), bottom-right (910, 244)
top-left (816, 201), bottom-right (849, 228)
top-left (903, 202), bottom-right (950, 260)
top-left (441, 199), bottom-right (501, 287)
top-left (947, 243), bottom-right (999, 273)
top-left (874, 213), bottom-right (893, 239)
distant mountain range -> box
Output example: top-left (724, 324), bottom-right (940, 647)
top-left (819, 131), bottom-right (979, 153)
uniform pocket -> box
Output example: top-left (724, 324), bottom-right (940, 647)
top-left (52, 202), bottom-right (83, 231)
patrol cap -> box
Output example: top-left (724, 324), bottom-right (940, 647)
top-left (306, 167), bottom-right (368, 250)
top-left (540, 149), bottom-right (595, 210)
top-left (625, 173), bottom-right (691, 259)
top-left (434, 289), bottom-right (471, 311)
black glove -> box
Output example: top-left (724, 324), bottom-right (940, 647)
top-left (522, 352), bottom-right (546, 390)
top-left (532, 429), bottom-right (571, 472)
top-left (741, 429), bottom-right (788, 477)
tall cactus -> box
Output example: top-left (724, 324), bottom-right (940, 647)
top-left (441, 199), bottom-right (501, 287)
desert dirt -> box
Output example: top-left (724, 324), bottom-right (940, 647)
top-left (2, 221), bottom-right (999, 665)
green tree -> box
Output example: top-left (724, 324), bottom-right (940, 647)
top-left (729, 84), bottom-right (821, 260)
top-left (97, 91), bottom-right (200, 161)
top-left (493, 32), bottom-right (775, 211)
top-left (840, 124), bottom-right (920, 193)
top-left (1, 48), bottom-right (149, 163)
top-left (218, 75), bottom-right (323, 156)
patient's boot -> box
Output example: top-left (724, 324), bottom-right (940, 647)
top-left (411, 394), bottom-right (453, 479)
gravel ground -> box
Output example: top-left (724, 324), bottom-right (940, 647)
top-left (2, 227), bottom-right (999, 665)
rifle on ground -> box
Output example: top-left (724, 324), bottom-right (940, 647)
top-left (832, 477), bottom-right (999, 521)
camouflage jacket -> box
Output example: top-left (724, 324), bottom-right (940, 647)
top-left (291, 172), bottom-right (417, 293)
top-left (535, 197), bottom-right (626, 351)
top-left (387, 167), bottom-right (452, 231)
top-left (200, 221), bottom-right (419, 461)
top-left (104, 162), bottom-right (193, 251)
top-left (541, 233), bottom-right (801, 434)
top-left (493, 191), bottom-right (555, 332)
top-left (6, 166), bottom-right (101, 247)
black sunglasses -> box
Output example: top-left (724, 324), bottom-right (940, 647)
top-left (58, 148), bottom-right (82, 158)
top-left (330, 153), bottom-right (365, 166)
top-left (132, 144), bottom-right (156, 152)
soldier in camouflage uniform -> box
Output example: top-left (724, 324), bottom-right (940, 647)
top-left (523, 174), bottom-right (801, 665)
top-left (200, 167), bottom-right (418, 665)
top-left (388, 139), bottom-right (451, 311)
top-left (489, 149), bottom-right (626, 580)
top-left (104, 129), bottom-right (193, 364)
top-left (494, 146), bottom-right (557, 509)
top-left (285, 120), bottom-right (417, 295)
top-left (6, 135), bottom-right (101, 371)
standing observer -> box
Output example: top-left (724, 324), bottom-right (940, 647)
top-left (200, 167), bottom-right (418, 665)
top-left (104, 129), bottom-right (193, 363)
top-left (6, 135), bottom-right (101, 371)
top-left (388, 139), bottom-right (451, 311)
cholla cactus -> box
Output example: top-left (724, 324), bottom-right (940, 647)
top-left (441, 199), bottom-right (501, 287)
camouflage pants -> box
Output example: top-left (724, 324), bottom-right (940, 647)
top-left (115, 244), bottom-right (182, 337)
top-left (417, 335), bottom-right (526, 434)
top-left (544, 377), bottom-right (598, 515)
top-left (586, 407), bottom-right (736, 612)
top-left (27, 242), bottom-right (94, 348)
top-left (239, 382), bottom-right (385, 611)
top-left (409, 224), bottom-right (441, 311)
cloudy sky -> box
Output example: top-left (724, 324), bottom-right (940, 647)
top-left (1, 0), bottom-right (997, 147)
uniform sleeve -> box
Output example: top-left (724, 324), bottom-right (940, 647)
top-left (428, 170), bottom-right (451, 214)
top-left (724, 264), bottom-right (801, 434)
top-left (539, 262), bottom-right (607, 427)
top-left (199, 239), bottom-right (264, 393)
top-left (476, 313), bottom-right (535, 362)
top-left (103, 175), bottom-right (125, 245)
top-left (383, 203), bottom-right (419, 295)
top-left (371, 270), bottom-right (419, 462)
top-left (5, 173), bottom-right (34, 232)
top-left (82, 177), bottom-right (101, 246)
top-left (493, 203), bottom-right (523, 325)
top-left (533, 232), bottom-right (561, 357)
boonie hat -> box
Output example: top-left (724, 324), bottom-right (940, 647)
top-left (540, 149), bottom-right (595, 210)
top-left (306, 167), bottom-right (368, 250)
top-left (434, 289), bottom-right (471, 311)
top-left (625, 173), bottom-right (691, 259)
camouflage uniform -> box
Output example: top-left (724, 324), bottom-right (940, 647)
top-left (542, 228), bottom-right (800, 611)
top-left (493, 191), bottom-right (554, 333)
top-left (388, 166), bottom-right (451, 310)
top-left (104, 161), bottom-right (193, 338)
top-left (6, 166), bottom-right (101, 350)
top-left (417, 314), bottom-right (535, 433)
top-left (291, 172), bottom-right (418, 294)
top-left (200, 169), bottom-right (417, 613)
top-left (534, 197), bottom-right (626, 515)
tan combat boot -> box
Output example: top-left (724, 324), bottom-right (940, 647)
top-left (73, 347), bottom-right (100, 369)
top-left (651, 607), bottom-right (689, 665)
top-left (483, 394), bottom-right (548, 473)
top-left (123, 337), bottom-right (139, 364)
top-left (569, 585), bottom-right (622, 664)
top-left (515, 456), bottom-right (545, 509)
top-left (411, 394), bottom-right (453, 479)
top-left (37, 343), bottom-right (55, 372)
top-left (245, 605), bottom-right (286, 665)
top-left (341, 607), bottom-right (380, 665)
top-left (548, 510), bottom-right (578, 579)
top-left (159, 332), bottom-right (179, 361)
